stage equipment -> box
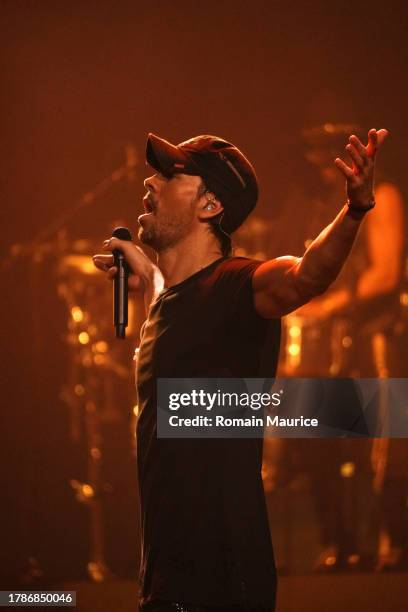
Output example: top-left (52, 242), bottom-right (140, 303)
top-left (279, 313), bottom-right (354, 377)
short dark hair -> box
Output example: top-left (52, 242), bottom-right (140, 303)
top-left (197, 180), bottom-right (232, 257)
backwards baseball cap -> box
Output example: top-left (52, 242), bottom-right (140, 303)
top-left (146, 133), bottom-right (259, 234)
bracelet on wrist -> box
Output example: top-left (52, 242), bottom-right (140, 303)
top-left (346, 199), bottom-right (376, 220)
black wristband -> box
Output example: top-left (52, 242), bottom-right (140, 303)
top-left (346, 199), bottom-right (376, 220)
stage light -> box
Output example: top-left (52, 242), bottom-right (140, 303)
top-left (342, 335), bottom-right (352, 348)
top-left (324, 123), bottom-right (335, 133)
top-left (289, 325), bottom-right (301, 338)
top-left (71, 306), bottom-right (84, 322)
top-left (347, 553), bottom-right (360, 566)
top-left (340, 462), bottom-right (355, 478)
top-left (94, 341), bottom-right (108, 353)
top-left (81, 484), bottom-right (94, 498)
top-left (74, 384), bottom-right (85, 396)
top-left (69, 479), bottom-right (95, 502)
top-left (400, 292), bottom-right (408, 306)
top-left (90, 447), bottom-right (101, 460)
top-left (288, 343), bottom-right (300, 356)
top-left (78, 331), bottom-right (90, 344)
top-left (325, 555), bottom-right (336, 566)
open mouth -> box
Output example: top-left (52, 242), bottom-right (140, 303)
top-left (143, 195), bottom-right (155, 213)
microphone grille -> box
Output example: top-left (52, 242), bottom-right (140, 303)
top-left (112, 226), bottom-right (133, 241)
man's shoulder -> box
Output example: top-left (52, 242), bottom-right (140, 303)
top-left (214, 255), bottom-right (264, 276)
top-left (204, 256), bottom-right (264, 296)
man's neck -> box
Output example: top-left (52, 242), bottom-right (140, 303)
top-left (156, 235), bottom-right (224, 289)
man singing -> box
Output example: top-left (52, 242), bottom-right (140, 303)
top-left (93, 128), bottom-right (387, 611)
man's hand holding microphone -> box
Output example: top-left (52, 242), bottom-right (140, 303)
top-left (92, 230), bottom-right (163, 336)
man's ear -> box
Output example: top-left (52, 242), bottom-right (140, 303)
top-left (198, 192), bottom-right (224, 220)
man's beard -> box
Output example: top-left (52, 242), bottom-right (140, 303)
top-left (138, 207), bottom-right (196, 252)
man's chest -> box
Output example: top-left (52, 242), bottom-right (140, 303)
top-left (137, 288), bottom-right (233, 383)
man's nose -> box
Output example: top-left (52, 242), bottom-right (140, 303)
top-left (144, 175), bottom-right (157, 192)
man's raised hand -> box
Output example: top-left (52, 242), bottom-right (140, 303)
top-left (334, 128), bottom-right (389, 206)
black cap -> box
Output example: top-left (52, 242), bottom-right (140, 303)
top-left (146, 133), bottom-right (259, 234)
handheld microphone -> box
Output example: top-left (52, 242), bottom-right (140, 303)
top-left (112, 226), bottom-right (133, 338)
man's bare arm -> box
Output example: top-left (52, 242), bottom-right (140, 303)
top-left (253, 128), bottom-right (389, 319)
top-left (253, 205), bottom-right (365, 317)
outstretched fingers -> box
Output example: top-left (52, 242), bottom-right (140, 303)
top-left (367, 128), bottom-right (389, 156)
top-left (346, 142), bottom-right (364, 172)
top-left (334, 157), bottom-right (355, 179)
top-left (335, 128), bottom-right (389, 179)
top-left (376, 128), bottom-right (389, 145)
top-left (366, 128), bottom-right (378, 157)
top-left (349, 134), bottom-right (366, 156)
